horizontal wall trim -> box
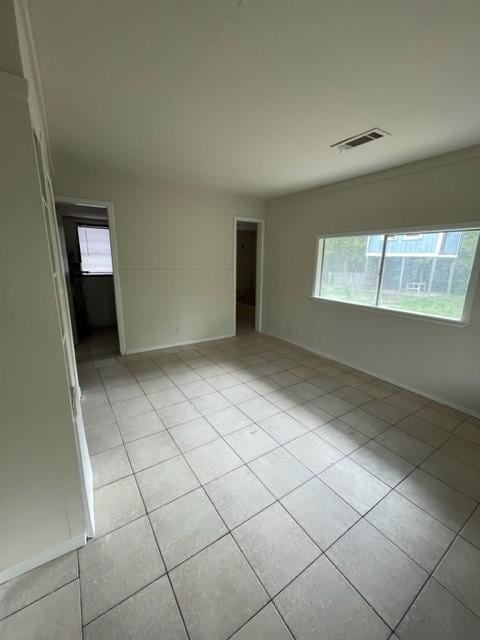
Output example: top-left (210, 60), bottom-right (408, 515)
top-left (119, 267), bottom-right (232, 272)
top-left (265, 331), bottom-right (480, 420)
top-left (126, 333), bottom-right (235, 355)
top-left (0, 533), bottom-right (86, 585)
top-left (0, 69), bottom-right (28, 102)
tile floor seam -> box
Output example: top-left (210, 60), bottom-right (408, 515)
top-left (369, 430), bottom-right (480, 502)
top-left (155, 417), bottom-right (333, 640)
top-left (115, 466), bottom-right (325, 575)
top-left (318, 425), bottom-right (479, 634)
top-left (390, 524), bottom-right (480, 636)
top-left (159, 431), bottom-right (276, 639)
top-left (74, 330), bottom-right (480, 640)
top-left (173, 404), bottom-right (340, 558)
top-left (429, 575), bottom-right (480, 621)
top-left (91, 356), bottom-right (478, 532)
top-left (95, 362), bottom-right (420, 435)
top-left (364, 480), bottom-right (478, 536)
top-left (108, 358), bottom-right (360, 408)
top-left (165, 438), bottom-right (352, 639)
top-left (95, 394), bottom-right (375, 477)
top-left (79, 575), bottom-right (168, 631)
top-left (317, 427), bottom-right (475, 561)
top-left (93, 426), bottom-right (329, 504)
top-left (90, 468), bottom-right (133, 491)
top-left (76, 552), bottom-right (84, 640)
top-left (99, 352), bottom-right (390, 424)
top-left (432, 443), bottom-right (480, 473)
top-left (0, 577), bottom-right (80, 624)
top-left (324, 551), bottom-right (406, 632)
top-left (89, 411), bottom-right (362, 482)
top-left (344, 449), bottom-right (479, 535)
top-left (120, 440), bottom-right (193, 640)
top-left (262, 427), bottom-right (479, 632)
top-left (222, 600), bottom-right (293, 640)
top-left (92, 394), bottom-right (472, 500)
top-left (459, 532), bottom-right (480, 552)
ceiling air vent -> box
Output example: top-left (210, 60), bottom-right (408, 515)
top-left (330, 128), bottom-right (390, 152)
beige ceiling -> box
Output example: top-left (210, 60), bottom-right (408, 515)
top-left (29, 0), bottom-right (480, 196)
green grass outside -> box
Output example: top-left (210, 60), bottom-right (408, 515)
top-left (321, 286), bottom-right (464, 320)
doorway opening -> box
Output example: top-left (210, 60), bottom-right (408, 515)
top-left (234, 217), bottom-right (264, 335)
top-left (56, 199), bottom-right (122, 359)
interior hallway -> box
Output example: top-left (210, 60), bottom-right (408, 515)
top-left (1, 332), bottom-right (479, 639)
top-left (75, 328), bottom-right (120, 362)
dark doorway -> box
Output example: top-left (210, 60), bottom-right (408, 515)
top-left (236, 221), bottom-right (258, 335)
top-left (56, 202), bottom-right (119, 357)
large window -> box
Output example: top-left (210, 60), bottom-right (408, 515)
top-left (77, 225), bottom-right (113, 274)
top-left (313, 227), bottom-right (480, 322)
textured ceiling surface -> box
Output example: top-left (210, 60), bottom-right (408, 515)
top-left (29, 0), bottom-right (480, 196)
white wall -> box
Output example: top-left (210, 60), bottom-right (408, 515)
top-left (55, 167), bottom-right (264, 352)
top-left (264, 147), bottom-right (480, 415)
top-left (1, 0), bottom-right (86, 582)
top-left (0, 0), bottom-right (23, 75)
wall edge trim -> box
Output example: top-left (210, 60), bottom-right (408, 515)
top-left (0, 533), bottom-right (86, 585)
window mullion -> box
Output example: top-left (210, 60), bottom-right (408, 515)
top-left (375, 235), bottom-right (388, 307)
top-left (316, 239), bottom-right (326, 296)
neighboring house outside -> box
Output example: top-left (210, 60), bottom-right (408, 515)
top-left (366, 231), bottom-right (465, 295)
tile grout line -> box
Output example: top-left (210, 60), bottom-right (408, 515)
top-left (83, 360), bottom-right (193, 640)
top-left (318, 426), bottom-right (480, 629)
top-left (86, 336), bottom-right (478, 511)
top-left (151, 379), bottom-right (392, 638)
top-left (76, 552), bottom-right (85, 640)
top-left (0, 577), bottom-right (79, 625)
top-left (173, 438), bottom-right (303, 640)
top-left (86, 352), bottom-right (475, 464)
top-left (390, 510), bottom-right (480, 634)
top-left (123, 347), bottom-right (343, 638)
top-left (67, 333), bottom-right (480, 636)
top-left (87, 340), bottom-right (480, 546)
top-left (111, 385), bottom-right (290, 637)
top-left (190, 343), bottom-right (480, 630)
top-left (89, 402), bottom-right (477, 538)
top-left (87, 415), bottom-right (477, 562)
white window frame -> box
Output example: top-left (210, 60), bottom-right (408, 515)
top-left (77, 223), bottom-right (114, 276)
top-left (311, 222), bottom-right (480, 327)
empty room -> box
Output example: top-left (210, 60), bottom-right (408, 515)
top-left (1, 1), bottom-right (480, 639)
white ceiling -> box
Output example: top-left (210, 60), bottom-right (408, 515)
top-left (29, 0), bottom-right (480, 197)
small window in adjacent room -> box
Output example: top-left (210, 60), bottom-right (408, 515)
top-left (313, 227), bottom-right (480, 322)
top-left (77, 225), bottom-right (113, 274)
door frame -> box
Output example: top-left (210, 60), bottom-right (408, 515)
top-left (233, 216), bottom-right (265, 334)
top-left (56, 195), bottom-right (126, 355)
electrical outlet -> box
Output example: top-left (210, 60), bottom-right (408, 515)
top-left (175, 326), bottom-right (181, 334)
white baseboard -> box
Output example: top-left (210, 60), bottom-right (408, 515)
top-left (267, 331), bottom-right (480, 420)
top-left (0, 534), bottom-right (86, 585)
top-left (125, 333), bottom-right (236, 355)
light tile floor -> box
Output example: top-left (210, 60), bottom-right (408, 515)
top-left (1, 328), bottom-right (480, 639)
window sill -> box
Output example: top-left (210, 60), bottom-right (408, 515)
top-left (81, 272), bottom-right (113, 277)
top-left (309, 295), bottom-right (469, 328)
